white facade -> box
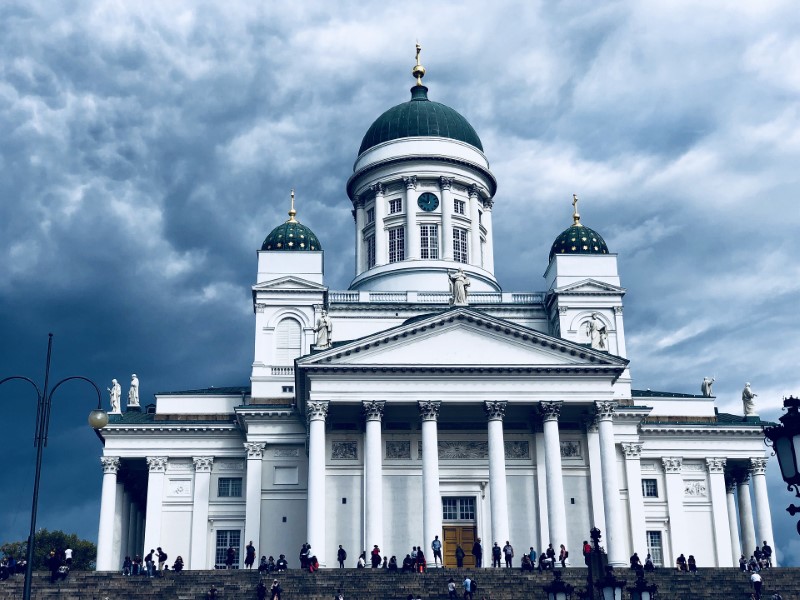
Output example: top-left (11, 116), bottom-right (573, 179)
top-left (95, 65), bottom-right (776, 572)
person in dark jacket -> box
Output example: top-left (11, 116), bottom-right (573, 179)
top-left (472, 538), bottom-right (483, 568)
top-left (455, 544), bottom-right (466, 568)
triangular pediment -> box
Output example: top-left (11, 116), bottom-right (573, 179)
top-left (252, 275), bottom-right (327, 292)
top-left (552, 278), bottom-right (625, 295)
top-left (297, 308), bottom-right (627, 370)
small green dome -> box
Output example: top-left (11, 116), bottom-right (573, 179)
top-left (549, 224), bottom-right (609, 261)
top-left (358, 85), bottom-right (483, 155)
top-left (262, 220), bottom-right (321, 251)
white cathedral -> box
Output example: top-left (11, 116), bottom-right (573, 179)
top-left (95, 51), bottom-right (776, 572)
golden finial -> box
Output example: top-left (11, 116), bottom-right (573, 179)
top-left (287, 188), bottom-right (298, 223)
top-left (412, 42), bottom-right (426, 86)
top-left (572, 193), bottom-right (582, 227)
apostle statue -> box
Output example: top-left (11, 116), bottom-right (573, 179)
top-left (107, 379), bottom-right (122, 414)
top-left (587, 313), bottom-right (608, 350)
top-left (128, 373), bottom-right (140, 408)
top-left (448, 269), bottom-right (470, 306)
top-left (700, 377), bottom-right (715, 397)
top-left (742, 382), bottom-right (758, 416)
top-left (314, 310), bottom-right (332, 349)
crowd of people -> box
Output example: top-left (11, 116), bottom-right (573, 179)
top-left (740, 541), bottom-right (774, 573)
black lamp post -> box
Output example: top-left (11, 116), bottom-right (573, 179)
top-left (595, 566), bottom-right (626, 600)
top-left (627, 569), bottom-right (658, 600)
top-left (763, 396), bottom-right (800, 535)
top-left (0, 334), bottom-right (108, 600)
top-left (544, 569), bottom-right (575, 600)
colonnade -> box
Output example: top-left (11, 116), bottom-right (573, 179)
top-left (96, 457), bottom-right (145, 571)
top-left (726, 457), bottom-right (776, 566)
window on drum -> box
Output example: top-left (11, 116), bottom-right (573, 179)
top-left (453, 228), bottom-right (468, 263)
top-left (388, 227), bottom-right (405, 263)
top-left (420, 224), bottom-right (439, 259)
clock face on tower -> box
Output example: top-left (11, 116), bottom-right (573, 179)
top-left (417, 192), bottom-right (440, 212)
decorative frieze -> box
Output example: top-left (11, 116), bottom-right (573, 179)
top-left (412, 440), bottom-right (530, 460)
top-left (245, 442), bottom-right (266, 459)
top-left (684, 480), bottom-right (708, 497)
top-left (682, 463), bottom-right (704, 472)
top-left (386, 440), bottom-right (411, 460)
top-left (215, 459), bottom-right (244, 471)
top-left (640, 461), bottom-right (657, 472)
top-left (273, 447), bottom-right (300, 458)
top-left (504, 441), bottom-right (530, 459)
top-left (418, 400), bottom-right (441, 422)
top-left (362, 400), bottom-right (385, 422)
top-left (560, 440), bottom-right (582, 458)
top-left (749, 457), bottom-right (768, 475)
top-left (705, 457), bottom-right (726, 473)
top-left (193, 457), bottom-right (214, 472)
top-left (307, 401), bottom-right (329, 422)
top-left (539, 401), bottom-right (562, 422)
top-left (146, 456), bottom-right (168, 473)
top-left (621, 443), bottom-right (643, 458)
top-left (168, 460), bottom-right (194, 472)
top-left (331, 441), bottom-right (358, 460)
top-left (484, 400), bottom-right (507, 421)
top-left (662, 457), bottom-right (682, 473)
top-left (100, 456), bottom-right (120, 474)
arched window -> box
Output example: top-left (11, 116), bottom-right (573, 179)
top-left (274, 318), bottom-right (302, 365)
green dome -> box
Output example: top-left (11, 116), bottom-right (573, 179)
top-left (262, 220), bottom-right (322, 252)
top-left (549, 224), bottom-right (609, 261)
top-left (358, 85), bottom-right (483, 155)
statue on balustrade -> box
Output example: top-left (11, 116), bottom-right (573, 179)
top-left (107, 379), bottom-right (122, 414)
top-left (701, 377), bottom-right (715, 397)
top-left (448, 269), bottom-right (470, 306)
top-left (742, 382), bottom-right (758, 416)
top-left (314, 310), bottom-right (332, 349)
top-left (128, 373), bottom-right (140, 408)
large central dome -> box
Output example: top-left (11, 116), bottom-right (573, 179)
top-left (358, 85), bottom-right (483, 156)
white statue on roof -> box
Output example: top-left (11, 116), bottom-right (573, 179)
top-left (128, 374), bottom-right (140, 408)
top-left (701, 377), bottom-right (714, 397)
top-left (742, 382), bottom-right (758, 416)
top-left (448, 269), bottom-right (470, 306)
top-left (314, 310), bottom-right (332, 349)
top-left (107, 379), bottom-right (122, 414)
top-left (587, 313), bottom-right (608, 350)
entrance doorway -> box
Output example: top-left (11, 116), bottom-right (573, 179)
top-left (442, 497), bottom-right (477, 568)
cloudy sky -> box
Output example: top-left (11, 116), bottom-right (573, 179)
top-left (2, 0), bottom-right (799, 565)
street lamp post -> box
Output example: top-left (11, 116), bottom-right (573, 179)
top-left (0, 333), bottom-right (108, 600)
top-left (764, 396), bottom-right (800, 535)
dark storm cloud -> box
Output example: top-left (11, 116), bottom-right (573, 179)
top-left (1, 0), bottom-right (799, 563)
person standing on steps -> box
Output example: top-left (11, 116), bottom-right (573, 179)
top-left (750, 571), bottom-right (763, 599)
top-left (432, 535), bottom-right (443, 567)
top-left (462, 575), bottom-right (473, 600)
top-left (455, 544), bottom-right (465, 568)
top-left (144, 549), bottom-right (155, 577)
top-left (337, 544), bottom-right (347, 568)
top-left (256, 579), bottom-right (267, 600)
top-left (491, 543), bottom-right (501, 568)
top-left (502, 541), bottom-right (514, 568)
top-left (245, 541), bottom-right (256, 569)
top-left (472, 538), bottom-right (483, 568)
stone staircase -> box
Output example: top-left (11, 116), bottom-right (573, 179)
top-left (1, 567), bottom-right (798, 599)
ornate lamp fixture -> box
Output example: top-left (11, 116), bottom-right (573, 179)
top-left (764, 395), bottom-right (800, 533)
top-left (595, 566), bottom-right (626, 600)
top-left (543, 569), bottom-right (574, 600)
top-left (627, 569), bottom-right (658, 600)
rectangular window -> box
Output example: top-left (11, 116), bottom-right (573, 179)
top-left (366, 207), bottom-right (375, 224)
top-left (420, 224), bottom-right (439, 259)
top-left (389, 198), bottom-right (402, 214)
top-left (218, 477), bottom-right (243, 498)
top-left (646, 531), bottom-right (664, 567)
top-left (454, 199), bottom-right (466, 215)
top-left (442, 498), bottom-right (459, 521)
top-left (215, 530), bottom-right (240, 569)
top-left (366, 235), bottom-right (376, 268)
top-left (388, 227), bottom-right (405, 263)
top-left (442, 497), bottom-right (476, 521)
top-left (281, 386), bottom-right (294, 393)
top-left (453, 228), bottom-right (468, 263)
top-left (642, 479), bottom-right (658, 498)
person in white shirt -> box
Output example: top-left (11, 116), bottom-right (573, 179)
top-left (64, 548), bottom-right (73, 567)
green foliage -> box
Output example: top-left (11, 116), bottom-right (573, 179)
top-left (1, 530), bottom-right (96, 571)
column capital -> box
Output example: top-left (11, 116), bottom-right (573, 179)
top-left (403, 175), bottom-right (417, 190)
top-left (100, 456), bottom-right (121, 474)
top-left (538, 400), bottom-right (562, 422)
top-left (370, 182), bottom-right (385, 196)
top-left (307, 401), bottom-right (329, 422)
top-left (439, 176), bottom-right (454, 191)
top-left (353, 195), bottom-right (364, 209)
top-left (662, 457), bottom-right (682, 473)
top-left (244, 442), bottom-right (266, 459)
top-left (484, 400), bottom-right (506, 421)
top-left (193, 456), bottom-right (214, 472)
top-left (621, 442), bottom-right (643, 459)
top-left (146, 456), bottom-right (168, 473)
top-left (705, 457), bottom-right (726, 474)
top-left (595, 400), bottom-right (618, 421)
top-left (725, 478), bottom-right (737, 494)
top-left (418, 400), bottom-right (441, 422)
top-left (483, 197), bottom-right (494, 211)
top-left (749, 457), bottom-right (768, 476)
top-left (468, 183), bottom-right (480, 198)
top-left (362, 400), bottom-right (385, 422)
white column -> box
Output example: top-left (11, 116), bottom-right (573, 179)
top-left (440, 177), bottom-right (454, 260)
top-left (112, 483), bottom-right (125, 569)
top-left (404, 176), bottom-right (419, 259)
top-left (244, 442), bottom-right (265, 567)
top-left (726, 479), bottom-right (742, 564)
top-left (586, 421), bottom-right (605, 533)
top-left (485, 401), bottom-right (510, 546)
top-left (363, 401), bottom-right (385, 552)
top-left (706, 458), bottom-right (733, 566)
top-left (419, 401), bottom-right (443, 558)
top-left (622, 443), bottom-right (646, 556)
top-left (354, 196), bottom-right (365, 275)
top-left (143, 456), bottom-right (168, 555)
top-left (612, 306), bottom-right (627, 358)
top-left (662, 457), bottom-right (684, 566)
top-left (750, 458), bottom-right (777, 566)
top-left (482, 199), bottom-right (495, 272)
top-left (737, 473), bottom-right (757, 560)
top-left (127, 500), bottom-right (138, 559)
top-left (468, 185), bottom-right (482, 266)
top-left (539, 401), bottom-right (567, 551)
top-left (190, 457), bottom-right (214, 570)
top-left (534, 426), bottom-right (549, 551)
top-left (372, 183), bottom-right (387, 266)
top-left (96, 456), bottom-right (120, 571)
top-left (307, 401), bottom-right (328, 566)
top-left (596, 401), bottom-right (624, 566)
top-left (118, 489), bottom-right (131, 567)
